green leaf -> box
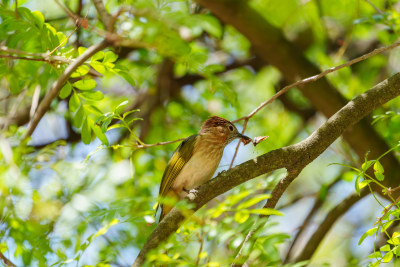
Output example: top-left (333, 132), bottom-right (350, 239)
top-left (237, 194), bottom-right (270, 210)
top-left (203, 64), bottom-right (225, 75)
top-left (31, 11), bottom-right (44, 29)
top-left (382, 221), bottom-right (394, 232)
top-left (73, 105), bottom-right (85, 128)
top-left (59, 83), bottom-right (72, 99)
top-left (90, 61), bottom-right (107, 74)
top-left (71, 65), bottom-right (90, 78)
top-left (375, 172), bottom-right (385, 181)
top-left (359, 180), bottom-right (372, 189)
top-left (117, 70), bottom-right (135, 86)
top-left (73, 79), bottom-right (97, 90)
top-left (248, 208), bottom-right (283, 216)
top-left (368, 251), bottom-right (381, 259)
top-left (101, 117), bottom-right (113, 133)
top-left (69, 93), bottom-right (80, 113)
top-left (382, 251), bottom-right (393, 263)
top-left (78, 47), bottom-right (87, 55)
top-left (104, 51), bottom-right (118, 63)
top-left (381, 244), bottom-right (391, 251)
top-left (92, 124), bottom-right (109, 145)
top-left (359, 227), bottom-right (378, 245)
top-left (197, 14), bottom-right (222, 38)
top-left (234, 210), bottom-right (249, 224)
top-left (0, 243), bottom-right (8, 253)
top-left (125, 117), bottom-right (143, 125)
top-left (374, 161), bottom-right (384, 174)
top-left (84, 104), bottom-right (103, 116)
top-left (81, 118), bottom-right (91, 144)
top-left (94, 219), bottom-right (119, 238)
top-left (91, 51), bottom-right (104, 61)
top-left (80, 91), bottom-right (104, 101)
top-left (355, 175), bottom-right (361, 196)
top-left (107, 124), bottom-right (125, 131)
top-left (362, 160), bottom-right (374, 171)
top-left (122, 109), bottom-right (140, 119)
top-left (393, 232), bottom-right (400, 239)
top-left (114, 100), bottom-right (129, 114)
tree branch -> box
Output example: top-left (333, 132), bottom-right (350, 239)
top-left (91, 0), bottom-right (112, 30)
top-left (293, 190), bottom-right (369, 262)
top-left (0, 251), bottom-right (16, 267)
top-left (131, 72), bottom-right (400, 267)
top-left (23, 40), bottom-right (109, 139)
top-left (284, 175), bottom-right (342, 262)
top-left (195, 0), bottom-right (400, 196)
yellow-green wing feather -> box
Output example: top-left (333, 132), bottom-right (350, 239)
top-left (156, 135), bottom-right (199, 214)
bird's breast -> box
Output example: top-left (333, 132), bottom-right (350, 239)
top-left (171, 143), bottom-right (224, 198)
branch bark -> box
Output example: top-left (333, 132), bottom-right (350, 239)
top-left (91, 0), bottom-right (112, 29)
top-left (131, 72), bottom-right (400, 266)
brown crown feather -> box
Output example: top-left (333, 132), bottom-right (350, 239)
top-left (200, 116), bottom-right (233, 131)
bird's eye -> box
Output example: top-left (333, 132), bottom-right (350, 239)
top-left (229, 125), bottom-right (234, 131)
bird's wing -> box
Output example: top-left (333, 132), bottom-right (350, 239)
top-left (158, 134), bottom-right (199, 198)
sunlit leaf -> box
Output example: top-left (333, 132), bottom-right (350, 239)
top-left (73, 79), bottom-right (97, 90)
top-left (59, 83), bottom-right (72, 99)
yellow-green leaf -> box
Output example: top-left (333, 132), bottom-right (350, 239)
top-left (71, 65), bottom-right (90, 78)
top-left (73, 79), bottom-right (96, 90)
top-left (237, 194), bottom-right (270, 210)
top-left (248, 208), bottom-right (283, 216)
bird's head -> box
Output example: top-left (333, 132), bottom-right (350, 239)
top-left (199, 116), bottom-right (251, 145)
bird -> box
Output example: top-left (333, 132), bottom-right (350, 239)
top-left (156, 116), bottom-right (252, 221)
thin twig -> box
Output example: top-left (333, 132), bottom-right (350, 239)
top-left (23, 40), bottom-right (109, 139)
top-left (229, 119), bottom-right (248, 169)
top-left (195, 230), bottom-right (205, 266)
top-left (376, 195), bottom-right (400, 225)
top-left (0, 54), bottom-right (67, 63)
top-left (0, 251), bottom-right (16, 267)
top-left (0, 46), bottom-right (71, 63)
top-left (364, 0), bottom-right (383, 14)
top-left (232, 40), bottom-right (400, 123)
top-left (133, 138), bottom-right (185, 149)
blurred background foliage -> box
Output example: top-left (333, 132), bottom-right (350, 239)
top-left (0, 0), bottom-right (400, 266)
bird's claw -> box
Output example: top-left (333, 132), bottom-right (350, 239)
top-left (183, 188), bottom-right (198, 196)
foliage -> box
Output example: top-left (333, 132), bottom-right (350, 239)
top-left (338, 142), bottom-right (400, 266)
top-left (0, 0), bottom-right (400, 266)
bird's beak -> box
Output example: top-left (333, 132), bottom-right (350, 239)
top-left (236, 133), bottom-right (252, 144)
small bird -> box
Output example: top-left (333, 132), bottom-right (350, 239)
top-left (156, 116), bottom-right (252, 221)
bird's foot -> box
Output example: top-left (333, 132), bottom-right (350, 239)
top-left (183, 187), bottom-right (198, 197)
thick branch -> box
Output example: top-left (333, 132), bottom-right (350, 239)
top-left (131, 73), bottom-right (400, 266)
top-left (195, 0), bottom-right (400, 193)
top-left (23, 40), bottom-right (109, 139)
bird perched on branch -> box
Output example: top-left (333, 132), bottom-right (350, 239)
top-left (156, 116), bottom-right (252, 221)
